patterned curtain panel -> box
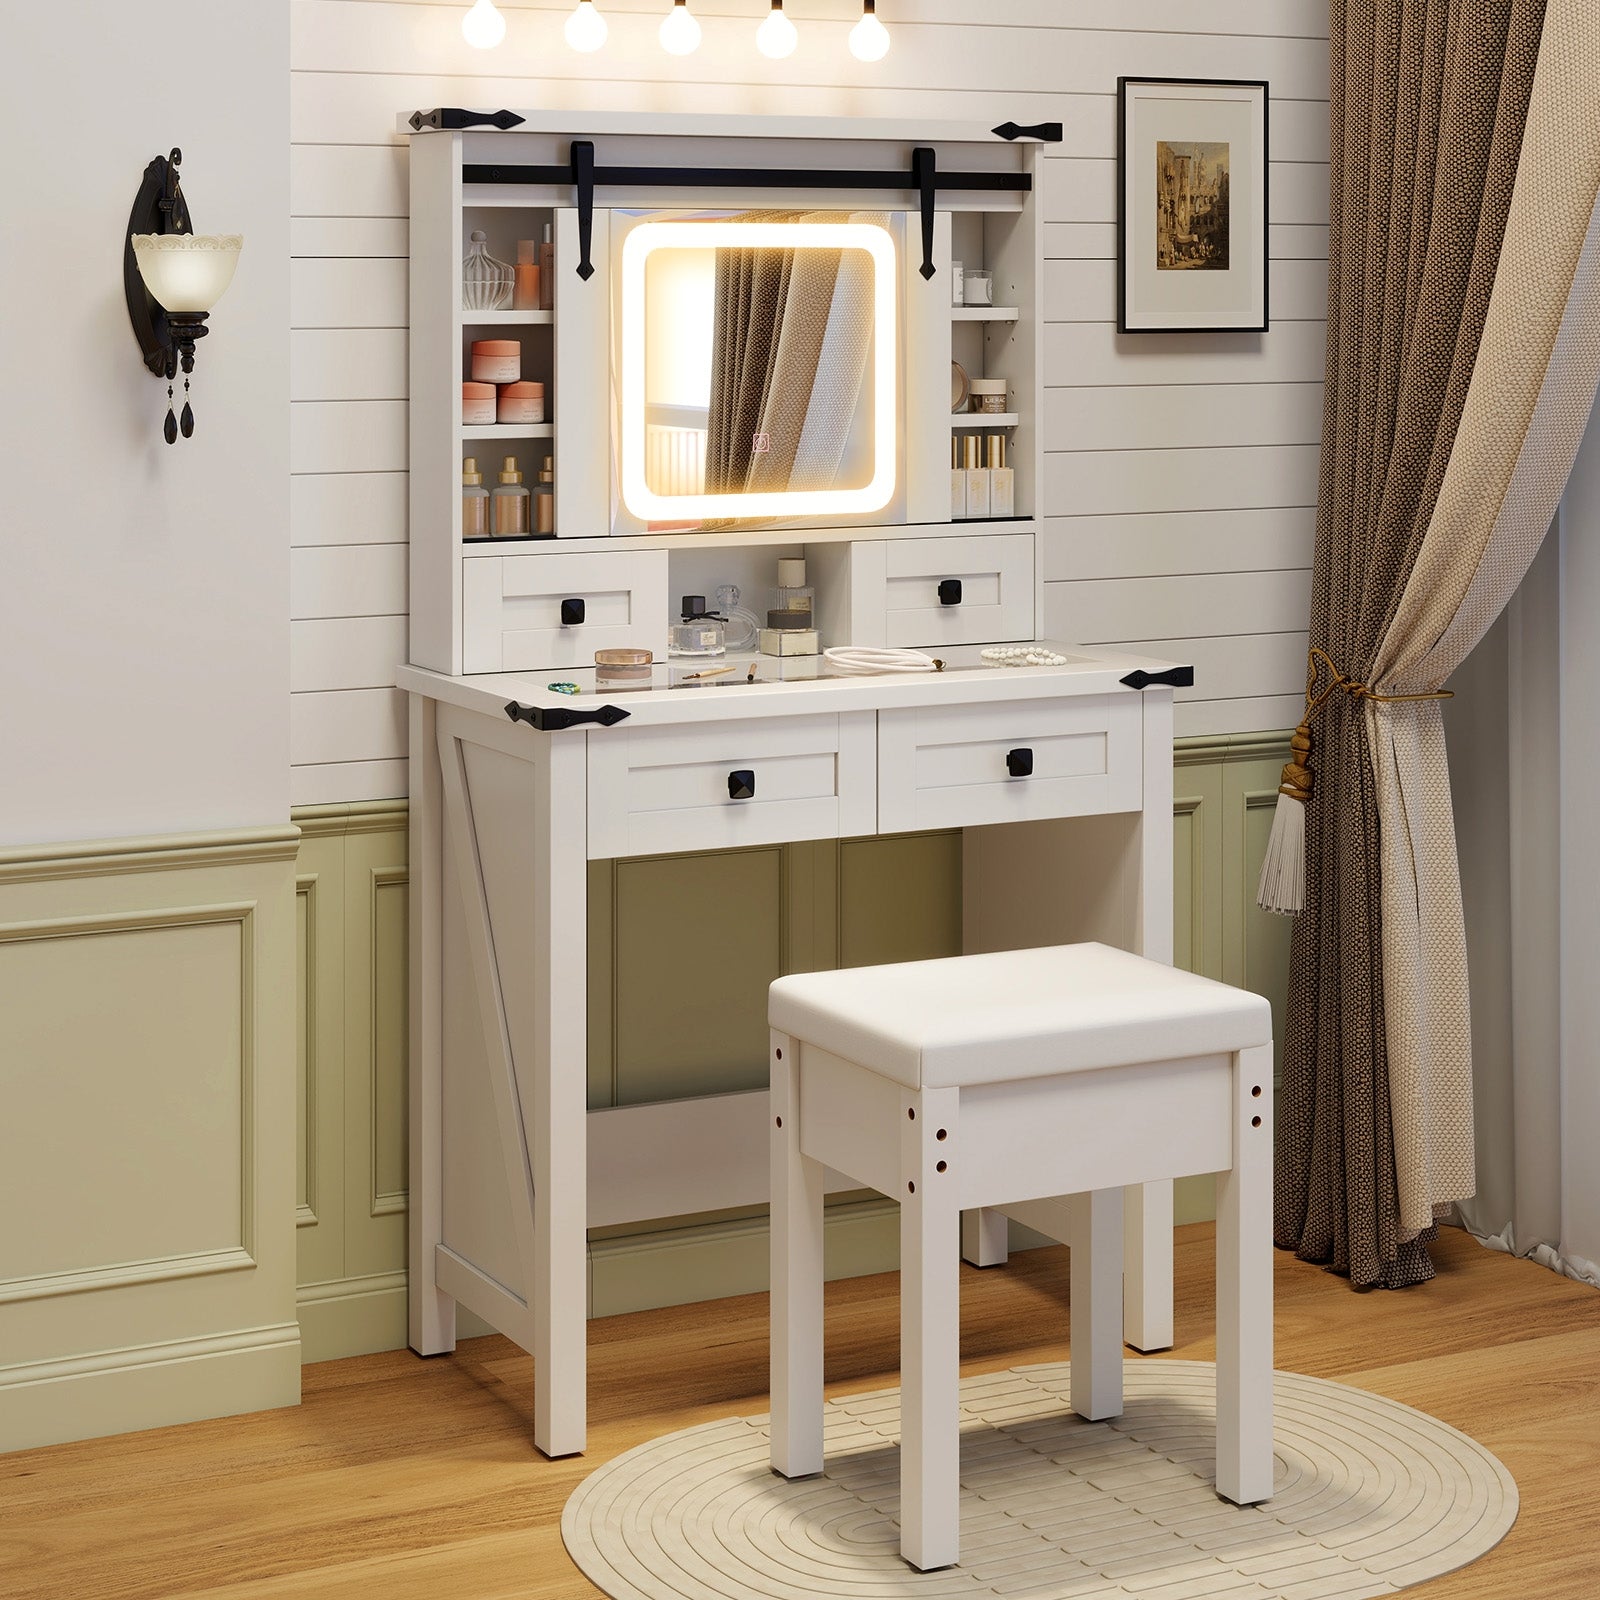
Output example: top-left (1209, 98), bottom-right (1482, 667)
top-left (704, 210), bottom-right (882, 499)
top-left (1367, 4), bottom-right (1600, 1242)
top-left (1277, 0), bottom-right (1551, 1288)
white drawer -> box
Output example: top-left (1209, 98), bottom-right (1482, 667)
top-left (587, 712), bottom-right (877, 860)
top-left (462, 550), bottom-right (668, 674)
top-left (877, 694), bottom-right (1142, 832)
top-left (885, 534), bottom-right (1033, 648)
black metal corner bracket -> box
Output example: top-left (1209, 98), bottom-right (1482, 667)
top-left (409, 108), bottom-right (526, 132)
top-left (505, 700), bottom-right (631, 732)
top-left (1120, 666), bottom-right (1195, 691)
top-left (992, 121), bottom-right (1064, 144)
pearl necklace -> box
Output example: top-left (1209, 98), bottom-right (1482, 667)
top-left (982, 645), bottom-right (1071, 667)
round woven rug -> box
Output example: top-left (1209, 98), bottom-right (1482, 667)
top-left (562, 1360), bottom-right (1516, 1600)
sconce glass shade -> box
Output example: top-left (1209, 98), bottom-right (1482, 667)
top-left (131, 233), bottom-right (243, 314)
top-left (756, 2), bottom-right (798, 58)
top-left (565, 0), bottom-right (608, 51)
top-left (659, 0), bottom-right (701, 55)
top-left (461, 0), bottom-right (507, 49)
top-left (849, 4), bottom-right (890, 61)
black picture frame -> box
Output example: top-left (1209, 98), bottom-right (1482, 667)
top-left (1118, 77), bottom-right (1270, 333)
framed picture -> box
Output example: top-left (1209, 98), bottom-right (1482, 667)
top-left (1118, 77), bottom-right (1269, 333)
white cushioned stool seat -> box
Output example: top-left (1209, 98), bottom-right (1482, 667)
top-left (769, 940), bottom-right (1271, 1089)
top-left (768, 941), bottom-right (1275, 1573)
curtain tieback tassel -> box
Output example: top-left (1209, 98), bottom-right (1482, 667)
top-left (1255, 650), bottom-right (1452, 917)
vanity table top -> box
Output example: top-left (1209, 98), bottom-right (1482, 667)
top-left (397, 642), bottom-right (1191, 731)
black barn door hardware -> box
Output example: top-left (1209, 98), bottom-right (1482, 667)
top-left (1119, 666), bottom-right (1195, 690)
top-left (457, 140), bottom-right (1033, 280)
top-left (505, 700), bottom-right (631, 731)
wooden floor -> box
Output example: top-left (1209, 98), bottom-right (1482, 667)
top-left (4, 1224), bottom-right (1599, 1600)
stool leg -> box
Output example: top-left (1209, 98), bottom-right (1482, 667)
top-left (1123, 1181), bottom-right (1174, 1351)
top-left (1069, 1189), bottom-right (1124, 1422)
top-left (1216, 1043), bottom-right (1274, 1505)
top-left (899, 1087), bottom-right (961, 1572)
top-left (770, 1033), bottom-right (825, 1481)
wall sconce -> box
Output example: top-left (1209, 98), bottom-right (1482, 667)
top-left (125, 149), bottom-right (242, 444)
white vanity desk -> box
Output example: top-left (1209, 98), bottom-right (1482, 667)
top-left (403, 643), bottom-right (1185, 1460)
top-left (399, 107), bottom-right (1191, 1459)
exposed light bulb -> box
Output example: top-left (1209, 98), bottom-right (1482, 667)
top-left (564, 0), bottom-right (608, 52)
top-left (659, 0), bottom-right (702, 55)
top-left (461, 0), bottom-right (506, 49)
top-left (756, 1), bottom-right (798, 59)
top-left (849, 3), bottom-right (890, 62)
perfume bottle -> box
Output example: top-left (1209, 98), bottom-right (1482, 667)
top-left (462, 457), bottom-right (490, 538)
top-left (987, 434), bottom-right (1015, 517)
top-left (513, 239), bottom-right (541, 310)
top-left (539, 222), bottom-right (555, 312)
top-left (462, 230), bottom-right (513, 312)
top-left (491, 456), bottom-right (530, 537)
top-left (950, 435), bottom-right (968, 520)
top-left (766, 557), bottom-right (815, 630)
top-left (668, 595), bottom-right (726, 657)
top-left (533, 455), bottom-right (555, 535)
top-left (963, 434), bottom-right (991, 519)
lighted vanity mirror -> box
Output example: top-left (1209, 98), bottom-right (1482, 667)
top-left (619, 219), bottom-right (898, 528)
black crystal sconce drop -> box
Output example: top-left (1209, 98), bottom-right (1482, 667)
top-left (125, 149), bottom-right (243, 443)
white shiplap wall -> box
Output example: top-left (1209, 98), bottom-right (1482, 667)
top-left (290, 0), bottom-right (1327, 804)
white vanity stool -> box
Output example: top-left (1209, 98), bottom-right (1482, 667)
top-left (767, 942), bottom-right (1275, 1572)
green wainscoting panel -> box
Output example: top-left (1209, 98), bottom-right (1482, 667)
top-left (0, 827), bottom-right (301, 1450)
top-left (603, 846), bottom-right (785, 1107)
top-left (292, 803), bottom-right (410, 1362)
top-left (292, 750), bottom-right (1291, 1353)
top-left (838, 832), bottom-right (964, 969)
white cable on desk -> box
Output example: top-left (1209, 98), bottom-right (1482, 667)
top-left (824, 646), bottom-right (942, 675)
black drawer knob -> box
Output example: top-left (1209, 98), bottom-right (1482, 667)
top-left (1006, 748), bottom-right (1034, 778)
top-left (560, 597), bottom-right (586, 626)
top-left (937, 578), bottom-right (963, 606)
top-left (728, 769), bottom-right (756, 800)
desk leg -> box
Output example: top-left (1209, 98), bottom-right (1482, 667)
top-left (437, 714), bottom-right (588, 1458)
top-left (1126, 688), bottom-right (1176, 1352)
top-left (408, 693), bottom-right (455, 1356)
top-left (532, 735), bottom-right (589, 1459)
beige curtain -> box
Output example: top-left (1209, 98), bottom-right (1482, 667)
top-left (1367, 1), bottom-right (1600, 1238)
top-left (1276, 0), bottom-right (1550, 1289)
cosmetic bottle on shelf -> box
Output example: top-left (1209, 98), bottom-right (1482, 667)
top-left (950, 435), bottom-right (968, 520)
top-left (766, 557), bottom-right (815, 628)
top-left (539, 223), bottom-right (555, 311)
top-left (463, 230), bottom-right (513, 312)
top-left (534, 456), bottom-right (556, 534)
top-left (513, 239), bottom-right (542, 311)
top-left (462, 457), bottom-right (490, 538)
top-left (962, 434), bottom-right (991, 519)
top-left (987, 434), bottom-right (1015, 517)
top-left (669, 596), bottom-right (726, 658)
top-left (491, 456), bottom-right (530, 537)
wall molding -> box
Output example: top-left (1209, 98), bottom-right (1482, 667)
top-left (0, 825), bottom-right (300, 884)
top-left (0, 1247), bottom-right (257, 1307)
top-left (1174, 730), bottom-right (1291, 768)
top-left (294, 800), bottom-right (410, 840)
